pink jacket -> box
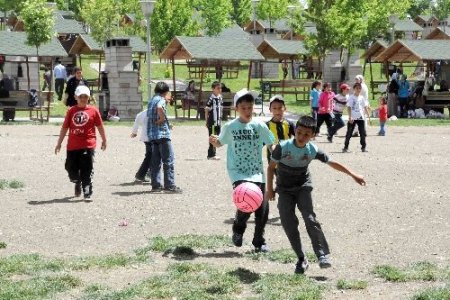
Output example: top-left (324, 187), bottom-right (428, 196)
top-left (318, 91), bottom-right (335, 114)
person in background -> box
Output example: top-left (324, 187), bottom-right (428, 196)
top-left (328, 83), bottom-right (350, 142)
top-left (54, 60), bottom-right (67, 101)
top-left (397, 74), bottom-right (410, 118)
top-left (309, 81), bottom-right (322, 124)
top-left (131, 109), bottom-right (151, 183)
top-left (205, 81), bottom-right (223, 160)
top-left (378, 96), bottom-right (388, 136)
top-left (316, 82), bottom-right (335, 138)
top-left (42, 67), bottom-right (52, 91)
top-left (65, 67), bottom-right (89, 107)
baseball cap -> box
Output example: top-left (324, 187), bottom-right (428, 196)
top-left (355, 74), bottom-right (364, 81)
top-left (233, 88), bottom-right (259, 107)
top-left (269, 94), bottom-right (284, 105)
top-left (75, 85), bottom-right (90, 97)
top-left (339, 83), bottom-right (350, 90)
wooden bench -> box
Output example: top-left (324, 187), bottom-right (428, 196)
top-left (424, 92), bottom-right (450, 114)
top-left (0, 90), bottom-right (53, 122)
top-left (187, 61), bottom-right (240, 80)
top-left (265, 79), bottom-right (313, 102)
top-left (174, 90), bottom-right (235, 120)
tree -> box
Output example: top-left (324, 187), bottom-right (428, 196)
top-left (81, 0), bottom-right (121, 45)
top-left (407, 0), bottom-right (432, 19)
top-left (21, 0), bottom-right (54, 91)
top-left (433, 0), bottom-right (450, 21)
top-left (230, 0), bottom-right (252, 28)
top-left (199, 0), bottom-right (233, 36)
top-left (151, 0), bottom-right (198, 53)
top-left (256, 0), bottom-right (289, 29)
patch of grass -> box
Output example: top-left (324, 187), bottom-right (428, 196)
top-left (371, 118), bottom-right (450, 127)
top-left (372, 265), bottom-right (408, 282)
top-left (0, 242), bottom-right (6, 249)
top-left (83, 262), bottom-right (242, 300)
top-left (245, 249), bottom-right (317, 265)
top-left (81, 284), bottom-right (112, 300)
top-left (142, 234), bottom-right (231, 253)
top-left (252, 273), bottom-right (324, 300)
top-left (69, 253), bottom-right (139, 271)
top-left (0, 179), bottom-right (25, 190)
top-left (336, 279), bottom-right (368, 290)
top-left (0, 254), bottom-right (65, 277)
top-left (373, 262), bottom-right (444, 282)
top-left (412, 285), bottom-right (450, 300)
top-left (0, 274), bottom-right (81, 300)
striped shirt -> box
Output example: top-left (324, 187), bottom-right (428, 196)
top-left (147, 95), bottom-right (170, 141)
top-left (206, 93), bottom-right (223, 126)
top-left (266, 118), bottom-right (295, 160)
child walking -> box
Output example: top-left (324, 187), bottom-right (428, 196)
top-left (54, 86), bottom-right (107, 199)
top-left (378, 96), bottom-right (388, 136)
top-left (209, 88), bottom-right (275, 252)
top-left (343, 83), bottom-right (370, 153)
top-left (316, 82), bottom-right (335, 137)
top-left (205, 81), bottom-right (223, 160)
top-left (131, 109), bottom-right (151, 182)
top-left (147, 82), bottom-right (182, 193)
top-left (328, 83), bottom-right (350, 142)
top-left (309, 81), bottom-right (321, 123)
top-left (266, 115), bottom-right (366, 274)
top-left (266, 95), bottom-right (295, 161)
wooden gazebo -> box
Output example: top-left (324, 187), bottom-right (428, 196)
top-left (361, 39), bottom-right (390, 99)
top-left (160, 36), bottom-right (265, 118)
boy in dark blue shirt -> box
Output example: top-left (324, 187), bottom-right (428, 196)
top-left (266, 115), bottom-right (366, 274)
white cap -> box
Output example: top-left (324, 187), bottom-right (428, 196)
top-left (269, 94), bottom-right (284, 104)
top-left (75, 85), bottom-right (90, 97)
top-left (355, 74), bottom-right (364, 82)
top-left (233, 88), bottom-right (259, 107)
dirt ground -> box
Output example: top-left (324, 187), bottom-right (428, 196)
top-left (0, 123), bottom-right (449, 299)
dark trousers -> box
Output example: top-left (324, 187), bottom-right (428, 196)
top-left (311, 107), bottom-right (318, 123)
top-left (135, 142), bottom-right (152, 179)
top-left (65, 149), bottom-right (94, 189)
top-left (232, 181), bottom-right (269, 248)
top-left (344, 120), bottom-right (366, 149)
top-left (316, 113), bottom-right (333, 135)
top-left (55, 78), bottom-right (65, 100)
top-left (207, 124), bottom-right (221, 158)
top-left (278, 188), bottom-right (330, 260)
top-left (328, 113), bottom-right (344, 137)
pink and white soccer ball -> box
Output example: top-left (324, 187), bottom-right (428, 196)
top-left (232, 182), bottom-right (263, 213)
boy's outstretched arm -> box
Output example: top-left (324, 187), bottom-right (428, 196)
top-left (328, 161), bottom-right (366, 186)
top-left (266, 161), bottom-right (277, 201)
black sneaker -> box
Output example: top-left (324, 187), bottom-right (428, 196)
top-left (74, 182), bottom-right (81, 197)
top-left (254, 244), bottom-right (269, 253)
top-left (164, 186), bottom-right (182, 194)
top-left (232, 232), bottom-right (243, 247)
top-left (83, 185), bottom-right (92, 200)
top-left (361, 148), bottom-right (368, 152)
top-left (295, 259), bottom-right (309, 274)
top-left (342, 147), bottom-right (349, 153)
top-left (327, 136), bottom-right (333, 143)
top-left (150, 186), bottom-right (164, 193)
top-left (318, 255), bottom-right (331, 268)
top-left (135, 176), bottom-right (150, 183)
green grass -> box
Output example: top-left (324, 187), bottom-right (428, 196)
top-left (252, 273), bottom-right (324, 300)
top-left (0, 242), bottom-right (6, 249)
top-left (244, 249), bottom-right (318, 264)
top-left (373, 118), bottom-right (450, 126)
top-left (336, 279), bottom-right (368, 290)
top-left (0, 274), bottom-right (81, 300)
top-left (373, 262), bottom-right (445, 282)
top-left (138, 234), bottom-right (231, 254)
top-left (0, 179), bottom-right (25, 190)
top-left (412, 284), bottom-right (450, 300)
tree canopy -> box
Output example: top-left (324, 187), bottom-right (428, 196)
top-left (230, 0), bottom-right (252, 28)
top-left (81, 0), bottom-right (121, 45)
top-left (256, 0), bottom-right (289, 29)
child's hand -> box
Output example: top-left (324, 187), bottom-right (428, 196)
top-left (101, 140), bottom-right (107, 151)
top-left (353, 174), bottom-right (366, 186)
top-left (209, 134), bottom-right (219, 144)
top-left (54, 144), bottom-right (61, 155)
top-left (265, 190), bottom-right (276, 201)
top-left (130, 133), bottom-right (137, 138)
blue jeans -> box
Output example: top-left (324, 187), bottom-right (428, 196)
top-left (379, 121), bottom-right (386, 135)
top-left (150, 138), bottom-right (175, 188)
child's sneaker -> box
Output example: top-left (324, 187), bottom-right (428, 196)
top-left (83, 185), bottom-right (93, 200)
top-left (135, 176), bottom-right (150, 183)
top-left (254, 244), bottom-right (269, 253)
top-left (361, 148), bottom-right (368, 152)
top-left (232, 232), bottom-right (243, 247)
top-left (164, 186), bottom-right (183, 194)
top-left (150, 185), bottom-right (164, 193)
top-left (318, 255), bottom-right (331, 268)
top-left (295, 258), bottom-right (309, 274)
top-left (326, 135), bottom-right (333, 143)
top-left (342, 147), bottom-right (349, 153)
top-left (74, 182), bottom-right (81, 197)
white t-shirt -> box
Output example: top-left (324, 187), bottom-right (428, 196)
top-left (347, 94), bottom-right (368, 120)
top-left (132, 110), bottom-right (149, 142)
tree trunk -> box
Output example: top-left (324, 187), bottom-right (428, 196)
top-left (36, 47), bottom-right (41, 92)
top-left (345, 48), bottom-right (352, 81)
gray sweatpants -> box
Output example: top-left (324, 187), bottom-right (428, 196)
top-left (277, 188), bottom-right (330, 260)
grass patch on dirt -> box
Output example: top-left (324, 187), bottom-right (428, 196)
top-left (244, 249), bottom-right (318, 264)
top-left (0, 242), bottom-right (6, 249)
top-left (373, 261), bottom-right (445, 282)
top-left (411, 284), bottom-right (450, 300)
top-left (252, 272), bottom-right (324, 300)
top-left (137, 234), bottom-right (231, 255)
top-left (0, 274), bottom-right (81, 300)
top-left (0, 179), bottom-right (25, 190)
top-left (336, 279), bottom-right (368, 290)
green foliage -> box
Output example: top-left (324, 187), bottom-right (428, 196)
top-left (81, 0), bottom-right (121, 45)
top-left (21, 0), bottom-right (54, 49)
top-left (256, 0), bottom-right (289, 29)
top-left (199, 0), bottom-right (233, 36)
top-left (0, 242), bottom-right (6, 249)
top-left (336, 279), bottom-right (368, 290)
top-left (0, 179), bottom-right (25, 190)
top-left (0, 275), bottom-right (81, 300)
top-left (433, 0), bottom-right (450, 21)
top-left (0, 0), bottom-right (25, 14)
top-left (252, 273), bottom-right (324, 300)
top-left (230, 0), bottom-right (252, 27)
top-left (407, 0), bottom-right (432, 19)
top-left (372, 265), bottom-right (408, 282)
top-left (373, 262), bottom-right (445, 282)
top-left (143, 234), bottom-right (231, 252)
top-left (151, 0), bottom-right (199, 53)
top-left (412, 285), bottom-right (450, 300)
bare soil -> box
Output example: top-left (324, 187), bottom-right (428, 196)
top-left (0, 123), bottom-right (449, 299)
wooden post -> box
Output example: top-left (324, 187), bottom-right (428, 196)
top-left (197, 65), bottom-right (206, 120)
top-left (97, 53), bottom-right (102, 91)
top-left (171, 58), bottom-right (177, 119)
top-left (26, 56), bottom-right (30, 91)
top-left (247, 60), bottom-right (252, 90)
top-left (369, 57), bottom-right (375, 100)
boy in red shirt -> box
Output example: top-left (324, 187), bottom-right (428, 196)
top-left (378, 96), bottom-right (388, 136)
top-left (55, 86), bottom-right (107, 199)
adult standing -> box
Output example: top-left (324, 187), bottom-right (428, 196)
top-left (64, 67), bottom-right (89, 107)
top-left (387, 73), bottom-right (399, 117)
top-left (354, 75), bottom-right (370, 136)
top-left (54, 60), bottom-right (67, 101)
